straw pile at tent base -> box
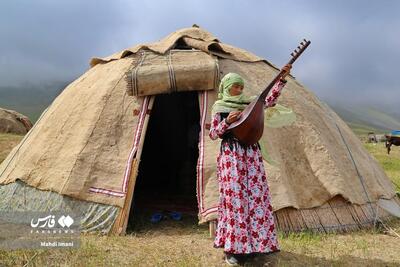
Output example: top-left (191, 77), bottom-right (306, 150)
top-left (0, 26), bottom-right (399, 235)
top-left (275, 195), bottom-right (400, 233)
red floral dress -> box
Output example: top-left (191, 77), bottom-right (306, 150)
top-left (210, 81), bottom-right (285, 254)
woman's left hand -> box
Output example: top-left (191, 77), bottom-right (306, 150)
top-left (282, 64), bottom-right (292, 75)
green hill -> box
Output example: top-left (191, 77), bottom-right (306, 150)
top-left (329, 104), bottom-right (400, 135)
top-left (0, 82), bottom-right (67, 122)
top-left (1, 83), bottom-right (399, 135)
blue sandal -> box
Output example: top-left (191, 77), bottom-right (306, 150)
top-left (150, 212), bottom-right (163, 223)
top-left (169, 211), bottom-right (182, 221)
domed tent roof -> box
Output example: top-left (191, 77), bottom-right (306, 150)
top-left (0, 108), bottom-right (32, 135)
top-left (0, 26), bottom-right (398, 235)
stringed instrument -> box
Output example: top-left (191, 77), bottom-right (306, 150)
top-left (226, 39), bottom-right (311, 146)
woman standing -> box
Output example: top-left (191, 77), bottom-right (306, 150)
top-left (209, 68), bottom-right (290, 265)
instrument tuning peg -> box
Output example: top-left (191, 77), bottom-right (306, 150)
top-left (290, 52), bottom-right (294, 57)
top-left (297, 46), bottom-right (301, 50)
top-left (303, 38), bottom-right (307, 42)
top-left (300, 42), bottom-right (304, 45)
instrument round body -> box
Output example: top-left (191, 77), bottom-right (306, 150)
top-left (227, 97), bottom-right (265, 146)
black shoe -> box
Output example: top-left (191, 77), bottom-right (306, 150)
top-left (225, 253), bottom-right (240, 266)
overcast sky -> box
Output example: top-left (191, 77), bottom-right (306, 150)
top-left (1, 0), bottom-right (399, 108)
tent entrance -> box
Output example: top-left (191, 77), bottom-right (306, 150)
top-left (128, 91), bottom-right (200, 228)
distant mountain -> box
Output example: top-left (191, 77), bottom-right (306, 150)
top-left (0, 81), bottom-right (68, 122)
top-left (0, 82), bottom-right (399, 135)
top-left (328, 103), bottom-right (400, 135)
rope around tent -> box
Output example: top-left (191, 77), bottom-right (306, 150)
top-left (323, 102), bottom-right (400, 238)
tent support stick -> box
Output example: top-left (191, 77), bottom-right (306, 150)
top-left (209, 220), bottom-right (216, 238)
top-left (112, 96), bottom-right (154, 235)
top-left (111, 158), bottom-right (140, 235)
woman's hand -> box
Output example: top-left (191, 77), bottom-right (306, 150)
top-left (226, 111), bottom-right (241, 124)
top-left (282, 64), bottom-right (292, 75)
top-left (280, 64), bottom-right (292, 82)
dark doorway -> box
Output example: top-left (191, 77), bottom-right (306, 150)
top-left (128, 91), bottom-right (200, 230)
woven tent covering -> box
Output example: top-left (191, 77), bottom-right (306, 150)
top-left (0, 26), bottom-right (399, 235)
top-left (0, 108), bottom-right (32, 135)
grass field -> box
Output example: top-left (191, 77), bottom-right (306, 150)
top-left (0, 133), bottom-right (399, 266)
top-left (0, 218), bottom-right (399, 266)
top-left (364, 142), bottom-right (400, 192)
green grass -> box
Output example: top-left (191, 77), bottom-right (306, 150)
top-left (364, 142), bottom-right (400, 192)
top-left (1, 219), bottom-right (400, 266)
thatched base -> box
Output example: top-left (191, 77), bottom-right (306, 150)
top-left (274, 195), bottom-right (400, 233)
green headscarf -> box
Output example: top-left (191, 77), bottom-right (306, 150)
top-left (211, 73), bottom-right (256, 116)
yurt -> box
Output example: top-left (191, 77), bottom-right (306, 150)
top-left (0, 108), bottom-right (32, 135)
top-left (0, 26), bottom-right (399, 235)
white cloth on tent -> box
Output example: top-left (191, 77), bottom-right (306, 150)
top-left (378, 198), bottom-right (400, 218)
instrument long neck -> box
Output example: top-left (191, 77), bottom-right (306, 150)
top-left (258, 69), bottom-right (286, 101)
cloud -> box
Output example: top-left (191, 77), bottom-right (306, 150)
top-left (0, 0), bottom-right (399, 109)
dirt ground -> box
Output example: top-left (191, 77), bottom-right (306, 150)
top-left (0, 213), bottom-right (399, 266)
